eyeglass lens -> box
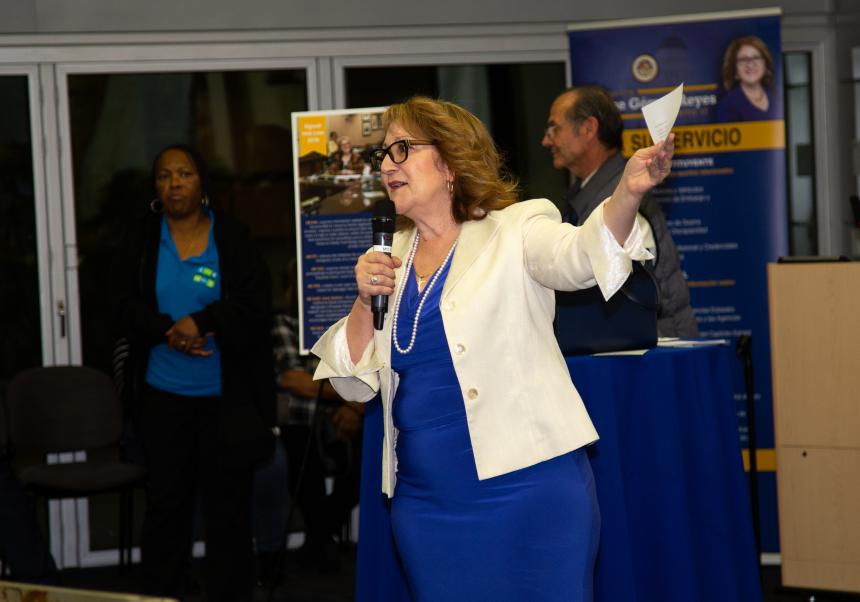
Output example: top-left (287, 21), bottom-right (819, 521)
top-left (371, 141), bottom-right (410, 170)
top-left (736, 56), bottom-right (763, 65)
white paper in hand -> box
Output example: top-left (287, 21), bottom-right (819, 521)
top-left (641, 83), bottom-right (684, 143)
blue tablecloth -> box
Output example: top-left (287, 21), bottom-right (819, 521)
top-left (355, 344), bottom-right (762, 602)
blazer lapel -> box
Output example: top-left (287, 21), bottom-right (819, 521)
top-left (442, 213), bottom-right (500, 299)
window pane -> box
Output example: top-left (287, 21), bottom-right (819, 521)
top-left (0, 75), bottom-right (42, 393)
top-left (69, 69), bottom-right (308, 372)
top-left (345, 63), bottom-right (569, 206)
top-left (783, 52), bottom-right (817, 255)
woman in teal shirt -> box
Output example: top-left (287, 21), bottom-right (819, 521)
top-left (113, 144), bottom-right (274, 602)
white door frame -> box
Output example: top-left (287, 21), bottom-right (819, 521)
top-left (0, 62), bottom-right (79, 568)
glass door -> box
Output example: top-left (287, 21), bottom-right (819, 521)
top-left (0, 64), bottom-right (76, 568)
top-left (0, 71), bottom-right (45, 393)
top-left (54, 58), bottom-right (313, 567)
top-left (338, 60), bottom-right (568, 204)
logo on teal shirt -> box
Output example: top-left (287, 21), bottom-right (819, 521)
top-left (193, 266), bottom-right (218, 289)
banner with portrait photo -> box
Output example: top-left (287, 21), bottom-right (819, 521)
top-left (292, 107), bottom-right (388, 353)
top-left (568, 8), bottom-right (785, 553)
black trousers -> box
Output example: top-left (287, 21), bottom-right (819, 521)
top-left (139, 386), bottom-right (254, 602)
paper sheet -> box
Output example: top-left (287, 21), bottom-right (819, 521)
top-left (641, 83), bottom-right (684, 143)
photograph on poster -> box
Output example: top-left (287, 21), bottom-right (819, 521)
top-left (715, 34), bottom-right (778, 123)
top-left (294, 109), bottom-right (388, 217)
top-left (292, 107), bottom-right (389, 353)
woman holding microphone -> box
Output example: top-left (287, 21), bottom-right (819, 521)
top-left (312, 97), bottom-right (673, 601)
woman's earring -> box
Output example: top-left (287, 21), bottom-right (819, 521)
top-left (201, 195), bottom-right (210, 208)
top-left (150, 198), bottom-right (163, 213)
top-left (447, 180), bottom-right (454, 197)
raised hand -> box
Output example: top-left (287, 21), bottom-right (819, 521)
top-left (621, 133), bottom-right (675, 199)
top-left (603, 133), bottom-right (675, 245)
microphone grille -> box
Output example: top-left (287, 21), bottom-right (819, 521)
top-left (372, 198), bottom-right (396, 220)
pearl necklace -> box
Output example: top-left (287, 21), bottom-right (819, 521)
top-left (392, 232), bottom-right (458, 355)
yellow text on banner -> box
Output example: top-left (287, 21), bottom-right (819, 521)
top-left (297, 115), bottom-right (328, 157)
top-left (623, 120), bottom-right (785, 157)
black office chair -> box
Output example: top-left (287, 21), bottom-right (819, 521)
top-left (5, 366), bottom-right (146, 572)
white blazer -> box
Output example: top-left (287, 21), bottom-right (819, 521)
top-left (312, 198), bottom-right (651, 496)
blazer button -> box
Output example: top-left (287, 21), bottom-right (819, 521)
top-left (467, 388), bottom-right (478, 400)
top-left (454, 343), bottom-right (466, 355)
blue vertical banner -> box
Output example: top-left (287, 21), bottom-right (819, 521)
top-left (568, 8), bottom-right (786, 554)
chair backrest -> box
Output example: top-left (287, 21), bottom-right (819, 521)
top-left (6, 366), bottom-right (122, 455)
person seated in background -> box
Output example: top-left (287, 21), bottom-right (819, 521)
top-left (543, 85), bottom-right (698, 338)
top-left (273, 266), bottom-right (363, 574)
top-left (328, 136), bottom-right (368, 175)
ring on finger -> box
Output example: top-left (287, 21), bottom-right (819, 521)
top-left (370, 275), bottom-right (379, 285)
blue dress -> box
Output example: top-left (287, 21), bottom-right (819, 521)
top-left (389, 260), bottom-right (600, 602)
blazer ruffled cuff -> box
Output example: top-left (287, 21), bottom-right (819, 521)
top-left (311, 314), bottom-right (381, 402)
top-left (586, 199), bottom-right (655, 301)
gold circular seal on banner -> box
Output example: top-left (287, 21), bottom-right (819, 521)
top-left (631, 54), bottom-right (658, 83)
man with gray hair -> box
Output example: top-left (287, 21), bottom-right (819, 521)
top-left (543, 85), bottom-right (698, 337)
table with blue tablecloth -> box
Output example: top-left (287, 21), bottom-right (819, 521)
top-left (354, 344), bottom-right (762, 602)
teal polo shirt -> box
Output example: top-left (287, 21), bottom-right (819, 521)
top-left (145, 214), bottom-right (222, 396)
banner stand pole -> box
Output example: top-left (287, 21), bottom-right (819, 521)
top-left (736, 334), bottom-right (762, 573)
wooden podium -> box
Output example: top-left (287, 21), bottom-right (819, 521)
top-left (768, 261), bottom-right (860, 593)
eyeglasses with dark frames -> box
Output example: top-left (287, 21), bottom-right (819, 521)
top-left (736, 55), bottom-right (764, 66)
top-left (370, 139), bottom-right (435, 171)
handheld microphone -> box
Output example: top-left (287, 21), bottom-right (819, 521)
top-left (371, 199), bottom-right (396, 330)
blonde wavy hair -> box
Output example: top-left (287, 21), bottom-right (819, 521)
top-left (383, 97), bottom-right (519, 224)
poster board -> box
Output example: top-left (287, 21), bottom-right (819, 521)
top-left (292, 107), bottom-right (388, 354)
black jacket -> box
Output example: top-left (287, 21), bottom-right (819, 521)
top-left (111, 209), bottom-right (275, 468)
